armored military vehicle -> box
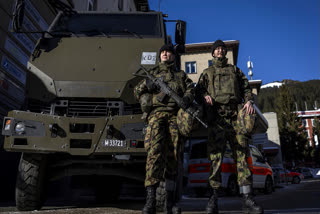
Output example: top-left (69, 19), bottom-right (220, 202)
top-left (2, 1), bottom-right (186, 211)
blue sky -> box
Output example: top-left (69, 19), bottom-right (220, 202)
top-left (149, 0), bottom-right (320, 85)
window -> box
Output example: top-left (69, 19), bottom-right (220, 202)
top-left (250, 146), bottom-right (264, 163)
top-left (185, 61), bottom-right (197, 74)
top-left (208, 60), bottom-right (213, 67)
top-left (190, 142), bottom-right (207, 159)
top-left (224, 143), bottom-right (233, 158)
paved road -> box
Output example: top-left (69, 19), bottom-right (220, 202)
top-left (1, 179), bottom-right (319, 214)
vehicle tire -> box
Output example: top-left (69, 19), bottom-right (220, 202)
top-left (15, 153), bottom-right (47, 211)
top-left (292, 176), bottom-right (301, 184)
top-left (227, 175), bottom-right (239, 196)
top-left (264, 176), bottom-right (273, 194)
top-left (94, 176), bottom-right (122, 203)
top-left (156, 181), bottom-right (166, 212)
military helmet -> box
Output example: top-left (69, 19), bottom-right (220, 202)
top-left (177, 108), bottom-right (194, 137)
top-left (211, 39), bottom-right (227, 56)
top-left (236, 108), bottom-right (256, 135)
top-left (159, 44), bottom-right (176, 56)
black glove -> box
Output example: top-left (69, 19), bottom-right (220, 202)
top-left (181, 96), bottom-right (192, 109)
top-left (146, 79), bottom-right (158, 92)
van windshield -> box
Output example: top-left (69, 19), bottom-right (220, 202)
top-left (190, 142), bottom-right (207, 159)
top-left (50, 13), bottom-right (162, 38)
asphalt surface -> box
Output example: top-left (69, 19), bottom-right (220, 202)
top-left (0, 179), bottom-right (319, 214)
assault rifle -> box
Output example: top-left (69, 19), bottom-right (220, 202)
top-left (134, 65), bottom-right (208, 128)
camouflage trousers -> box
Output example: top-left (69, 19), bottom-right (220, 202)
top-left (144, 111), bottom-right (181, 187)
top-left (207, 114), bottom-right (252, 189)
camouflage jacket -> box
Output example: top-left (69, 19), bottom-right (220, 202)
top-left (134, 62), bottom-right (194, 113)
top-left (196, 57), bottom-right (253, 105)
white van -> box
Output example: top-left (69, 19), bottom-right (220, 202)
top-left (186, 139), bottom-right (274, 196)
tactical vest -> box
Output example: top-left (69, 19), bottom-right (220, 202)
top-left (203, 65), bottom-right (241, 104)
top-left (151, 64), bottom-right (186, 108)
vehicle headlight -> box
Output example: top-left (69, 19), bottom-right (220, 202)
top-left (15, 122), bottom-right (26, 135)
top-left (4, 119), bottom-right (11, 131)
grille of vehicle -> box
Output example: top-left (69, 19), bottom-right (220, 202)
top-left (27, 99), bottom-right (51, 114)
top-left (68, 100), bottom-right (123, 117)
top-left (28, 99), bottom-right (142, 118)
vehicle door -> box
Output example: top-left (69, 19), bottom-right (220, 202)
top-left (250, 146), bottom-right (269, 188)
top-left (187, 140), bottom-right (210, 188)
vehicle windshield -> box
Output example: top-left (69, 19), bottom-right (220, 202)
top-left (50, 13), bottom-right (162, 38)
top-left (190, 142), bottom-right (207, 159)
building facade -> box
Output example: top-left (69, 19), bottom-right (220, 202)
top-left (262, 112), bottom-right (283, 167)
top-left (297, 109), bottom-right (320, 147)
top-left (0, 0), bottom-right (58, 130)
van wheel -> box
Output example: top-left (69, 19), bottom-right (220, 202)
top-left (292, 176), bottom-right (301, 184)
top-left (15, 153), bottom-right (47, 211)
top-left (264, 176), bottom-right (273, 194)
top-left (227, 176), bottom-right (239, 196)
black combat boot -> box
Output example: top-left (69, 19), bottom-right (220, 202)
top-left (242, 193), bottom-right (264, 214)
top-left (142, 185), bottom-right (157, 214)
top-left (206, 189), bottom-right (219, 214)
top-left (164, 190), bottom-right (181, 214)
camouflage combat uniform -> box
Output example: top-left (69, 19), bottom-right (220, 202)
top-left (134, 62), bottom-right (194, 187)
top-left (196, 57), bottom-right (254, 189)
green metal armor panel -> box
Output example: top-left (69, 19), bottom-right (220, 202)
top-left (27, 37), bottom-right (164, 103)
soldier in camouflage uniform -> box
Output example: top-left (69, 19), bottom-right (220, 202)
top-left (196, 40), bottom-right (263, 214)
top-left (134, 44), bottom-right (194, 214)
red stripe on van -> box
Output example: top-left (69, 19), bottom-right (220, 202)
top-left (249, 166), bottom-right (272, 175)
top-left (188, 156), bottom-right (271, 176)
top-left (189, 163), bottom-right (210, 173)
top-left (221, 163), bottom-right (236, 173)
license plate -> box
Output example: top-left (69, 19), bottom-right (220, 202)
top-left (103, 139), bottom-right (126, 147)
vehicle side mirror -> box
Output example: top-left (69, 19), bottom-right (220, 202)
top-left (12, 0), bottom-right (25, 32)
top-left (175, 20), bottom-right (186, 45)
top-left (174, 20), bottom-right (186, 54)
